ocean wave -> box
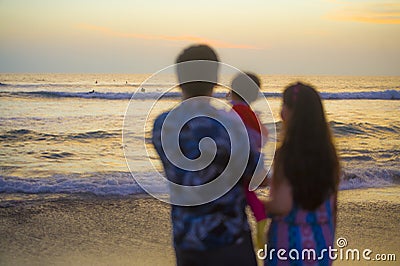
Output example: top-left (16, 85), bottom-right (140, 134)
top-left (270, 120), bottom-right (398, 138)
top-left (1, 89), bottom-right (399, 100)
top-left (330, 121), bottom-right (399, 137)
top-left (40, 152), bottom-right (75, 160)
top-left (319, 90), bottom-right (400, 100)
top-left (0, 172), bottom-right (147, 196)
top-left (1, 119), bottom-right (398, 144)
top-left (341, 155), bottom-right (374, 162)
top-left (0, 168), bottom-right (398, 197)
top-left (0, 129), bottom-right (120, 142)
top-left (340, 168), bottom-right (400, 190)
top-left (2, 90), bottom-right (182, 100)
top-left (0, 82), bottom-right (174, 88)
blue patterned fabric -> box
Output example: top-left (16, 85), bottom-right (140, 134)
top-left (152, 104), bottom-right (260, 251)
top-left (264, 198), bottom-right (335, 266)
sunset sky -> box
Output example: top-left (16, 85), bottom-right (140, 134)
top-left (1, 0), bottom-right (399, 75)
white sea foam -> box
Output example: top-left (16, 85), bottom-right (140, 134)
top-left (0, 172), bottom-right (167, 196)
top-left (339, 168), bottom-right (400, 190)
top-left (1, 168), bottom-right (398, 197)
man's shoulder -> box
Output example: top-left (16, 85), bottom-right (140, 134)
top-left (152, 105), bottom-right (246, 144)
top-left (153, 112), bottom-right (169, 130)
top-left (153, 108), bottom-right (240, 128)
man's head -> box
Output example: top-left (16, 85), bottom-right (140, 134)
top-left (176, 44), bottom-right (219, 98)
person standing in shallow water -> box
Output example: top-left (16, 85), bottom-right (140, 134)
top-left (263, 83), bottom-right (340, 266)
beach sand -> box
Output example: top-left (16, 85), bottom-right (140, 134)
top-left (1, 186), bottom-right (399, 266)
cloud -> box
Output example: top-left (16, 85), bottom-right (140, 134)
top-left (326, 1), bottom-right (400, 24)
top-left (76, 23), bottom-right (261, 50)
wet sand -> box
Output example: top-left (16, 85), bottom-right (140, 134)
top-left (0, 186), bottom-right (399, 265)
top-left (333, 186), bottom-right (399, 265)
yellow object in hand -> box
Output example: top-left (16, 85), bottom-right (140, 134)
top-left (256, 219), bottom-right (267, 250)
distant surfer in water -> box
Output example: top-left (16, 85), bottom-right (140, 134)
top-left (88, 90), bottom-right (95, 94)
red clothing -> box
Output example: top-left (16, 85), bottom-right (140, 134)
top-left (232, 101), bottom-right (266, 222)
top-left (232, 102), bottom-right (261, 134)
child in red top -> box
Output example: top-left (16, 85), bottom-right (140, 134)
top-left (230, 72), bottom-right (269, 250)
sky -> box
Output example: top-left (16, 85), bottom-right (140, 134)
top-left (0, 0), bottom-right (399, 75)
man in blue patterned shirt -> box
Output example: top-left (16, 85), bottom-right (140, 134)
top-left (152, 44), bottom-right (259, 266)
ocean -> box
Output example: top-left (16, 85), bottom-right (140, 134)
top-left (0, 73), bottom-right (399, 203)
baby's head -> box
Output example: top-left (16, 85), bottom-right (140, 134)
top-left (231, 72), bottom-right (260, 104)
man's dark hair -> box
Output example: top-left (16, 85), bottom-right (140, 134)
top-left (176, 44), bottom-right (219, 97)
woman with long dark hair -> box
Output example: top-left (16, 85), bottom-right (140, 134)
top-left (263, 82), bottom-right (340, 266)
